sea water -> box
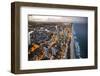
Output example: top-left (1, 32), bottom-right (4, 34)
top-left (73, 23), bottom-right (88, 58)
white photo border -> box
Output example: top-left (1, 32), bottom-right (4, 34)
top-left (20, 6), bottom-right (95, 70)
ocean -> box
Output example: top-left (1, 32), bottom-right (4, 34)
top-left (73, 23), bottom-right (88, 58)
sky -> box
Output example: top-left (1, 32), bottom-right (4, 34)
top-left (28, 15), bottom-right (88, 23)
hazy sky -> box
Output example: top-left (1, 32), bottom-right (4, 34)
top-left (28, 15), bottom-right (88, 23)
